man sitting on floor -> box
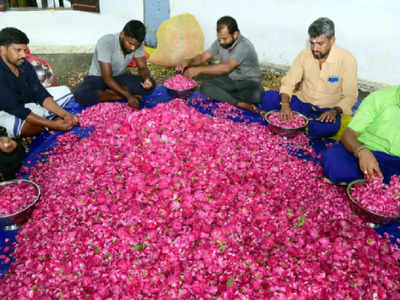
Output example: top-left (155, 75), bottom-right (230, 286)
top-left (0, 27), bottom-right (79, 138)
top-left (321, 85), bottom-right (400, 184)
top-left (74, 20), bottom-right (155, 109)
top-left (176, 16), bottom-right (264, 113)
top-left (261, 17), bottom-right (358, 139)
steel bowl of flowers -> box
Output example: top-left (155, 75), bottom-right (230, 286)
top-left (346, 178), bottom-right (400, 225)
top-left (164, 74), bottom-right (197, 99)
top-left (264, 110), bottom-right (308, 138)
top-left (0, 179), bottom-right (41, 230)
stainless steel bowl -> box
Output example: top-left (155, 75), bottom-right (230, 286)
top-left (165, 86), bottom-right (197, 99)
top-left (346, 179), bottom-right (400, 225)
top-left (264, 110), bottom-right (309, 138)
top-left (0, 179), bottom-right (41, 230)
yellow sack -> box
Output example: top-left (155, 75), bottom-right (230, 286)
top-left (149, 13), bottom-right (205, 67)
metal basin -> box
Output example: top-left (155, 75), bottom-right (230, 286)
top-left (264, 110), bottom-right (308, 139)
top-left (0, 179), bottom-right (41, 230)
top-left (346, 179), bottom-right (400, 225)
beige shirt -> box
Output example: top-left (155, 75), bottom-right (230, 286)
top-left (280, 44), bottom-right (358, 115)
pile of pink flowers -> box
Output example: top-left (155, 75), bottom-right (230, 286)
top-left (0, 180), bottom-right (37, 216)
top-left (164, 74), bottom-right (197, 90)
top-left (1, 100), bottom-right (399, 299)
top-left (267, 111), bottom-right (307, 128)
top-left (350, 176), bottom-right (400, 217)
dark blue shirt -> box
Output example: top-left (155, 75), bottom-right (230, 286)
top-left (0, 57), bottom-right (51, 120)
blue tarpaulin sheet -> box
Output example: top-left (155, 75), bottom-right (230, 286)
top-left (1, 86), bottom-right (398, 278)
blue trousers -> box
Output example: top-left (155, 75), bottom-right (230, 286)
top-left (74, 73), bottom-right (156, 106)
top-left (321, 143), bottom-right (400, 184)
top-left (261, 90), bottom-right (341, 139)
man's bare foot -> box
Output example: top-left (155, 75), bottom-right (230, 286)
top-left (236, 102), bottom-right (260, 114)
top-left (127, 95), bottom-right (142, 109)
top-left (259, 110), bottom-right (267, 120)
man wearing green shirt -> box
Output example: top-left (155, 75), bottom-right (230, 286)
top-left (321, 85), bottom-right (400, 184)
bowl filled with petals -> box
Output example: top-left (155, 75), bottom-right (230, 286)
top-left (0, 179), bottom-right (41, 230)
top-left (346, 178), bottom-right (400, 225)
top-left (164, 74), bottom-right (197, 99)
top-left (264, 110), bottom-right (308, 138)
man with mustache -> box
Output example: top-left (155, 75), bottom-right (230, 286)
top-left (261, 17), bottom-right (358, 139)
top-left (74, 20), bottom-right (155, 109)
top-left (0, 27), bottom-right (79, 138)
top-left (177, 16), bottom-right (263, 113)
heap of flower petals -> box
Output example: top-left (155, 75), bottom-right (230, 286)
top-left (350, 176), bottom-right (400, 217)
top-left (1, 100), bottom-right (399, 299)
top-left (164, 74), bottom-right (197, 90)
top-left (0, 181), bottom-right (37, 216)
top-left (267, 111), bottom-right (306, 128)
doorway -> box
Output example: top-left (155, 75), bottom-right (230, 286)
top-left (143, 0), bottom-right (170, 48)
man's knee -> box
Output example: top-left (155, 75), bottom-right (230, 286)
top-left (261, 90), bottom-right (281, 111)
top-left (249, 86), bottom-right (264, 104)
top-left (321, 143), bottom-right (362, 184)
top-left (74, 86), bottom-right (99, 106)
top-left (200, 80), bottom-right (217, 97)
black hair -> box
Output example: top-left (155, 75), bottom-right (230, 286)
top-left (308, 17), bottom-right (335, 39)
top-left (217, 16), bottom-right (239, 34)
top-left (0, 27), bottom-right (29, 46)
top-left (123, 20), bottom-right (146, 43)
top-left (0, 142), bottom-right (25, 181)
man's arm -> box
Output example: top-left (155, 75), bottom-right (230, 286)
top-left (41, 97), bottom-right (79, 125)
top-left (99, 61), bottom-right (133, 99)
top-left (278, 51), bottom-right (306, 120)
top-left (335, 56), bottom-right (358, 116)
top-left (24, 112), bottom-right (74, 132)
top-left (341, 127), bottom-right (383, 179)
top-left (184, 58), bottom-right (238, 78)
top-left (135, 56), bottom-right (153, 90)
top-left (177, 52), bottom-right (213, 71)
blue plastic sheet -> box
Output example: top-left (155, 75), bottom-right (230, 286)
top-left (1, 86), bottom-right (398, 278)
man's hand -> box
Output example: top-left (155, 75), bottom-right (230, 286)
top-left (279, 103), bottom-right (293, 121)
top-left (140, 78), bottom-right (153, 90)
top-left (176, 59), bottom-right (190, 72)
top-left (63, 113), bottom-right (80, 126)
top-left (317, 109), bottom-right (337, 123)
top-left (358, 149), bottom-right (383, 180)
top-left (0, 137), bottom-right (17, 153)
top-left (51, 118), bottom-right (74, 131)
top-left (183, 67), bottom-right (200, 79)
top-left (127, 95), bottom-right (141, 109)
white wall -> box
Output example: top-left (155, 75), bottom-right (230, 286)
top-left (170, 0), bottom-right (399, 85)
top-left (0, 0), bottom-right (398, 85)
top-left (0, 0), bottom-right (143, 53)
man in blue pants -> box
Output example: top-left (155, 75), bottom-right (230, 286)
top-left (74, 20), bottom-right (155, 109)
top-left (261, 17), bottom-right (358, 139)
top-left (321, 85), bottom-right (400, 184)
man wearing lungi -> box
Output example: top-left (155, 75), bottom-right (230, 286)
top-left (261, 17), bottom-right (358, 139)
top-left (74, 20), bottom-right (155, 109)
top-left (0, 27), bottom-right (79, 138)
top-left (321, 86), bottom-right (400, 184)
top-left (177, 16), bottom-right (264, 113)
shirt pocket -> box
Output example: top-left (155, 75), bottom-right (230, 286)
top-left (323, 75), bottom-right (341, 95)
